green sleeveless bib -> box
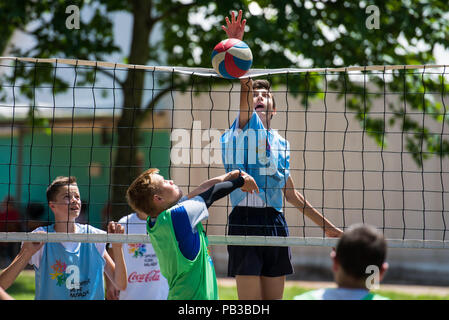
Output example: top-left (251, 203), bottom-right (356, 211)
top-left (147, 210), bottom-right (218, 300)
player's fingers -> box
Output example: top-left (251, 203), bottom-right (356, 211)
top-left (252, 179), bottom-right (260, 193)
top-left (108, 221), bottom-right (116, 233)
top-left (236, 9), bottom-right (242, 23)
top-left (222, 25), bottom-right (230, 36)
top-left (254, 184), bottom-right (260, 193)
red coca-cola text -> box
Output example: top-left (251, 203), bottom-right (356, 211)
top-left (128, 270), bottom-right (161, 283)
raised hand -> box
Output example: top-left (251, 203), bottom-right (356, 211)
top-left (22, 239), bottom-right (44, 257)
top-left (108, 221), bottom-right (125, 234)
top-left (221, 9), bottom-right (246, 40)
top-left (108, 221), bottom-right (125, 249)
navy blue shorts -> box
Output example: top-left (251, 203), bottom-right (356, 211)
top-left (227, 206), bottom-right (293, 277)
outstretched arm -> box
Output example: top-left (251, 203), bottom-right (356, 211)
top-left (104, 222), bottom-right (127, 291)
top-left (283, 176), bottom-right (343, 238)
top-left (222, 10), bottom-right (252, 129)
top-left (239, 78), bottom-right (253, 129)
top-left (186, 170), bottom-right (258, 200)
top-left (171, 170), bottom-right (258, 261)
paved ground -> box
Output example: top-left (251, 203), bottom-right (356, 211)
top-left (217, 278), bottom-right (449, 296)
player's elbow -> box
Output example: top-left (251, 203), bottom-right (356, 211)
top-left (113, 270), bottom-right (127, 291)
top-left (284, 188), bottom-right (295, 204)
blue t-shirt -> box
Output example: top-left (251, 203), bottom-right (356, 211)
top-left (293, 288), bottom-right (389, 300)
top-left (33, 224), bottom-right (106, 300)
top-left (220, 112), bottom-right (290, 212)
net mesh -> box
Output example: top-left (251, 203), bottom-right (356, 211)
top-left (0, 57), bottom-right (448, 248)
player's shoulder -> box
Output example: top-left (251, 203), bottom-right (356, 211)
top-left (270, 128), bottom-right (289, 143)
top-left (293, 288), bottom-right (325, 300)
top-left (31, 225), bottom-right (52, 233)
top-left (171, 196), bottom-right (206, 212)
top-left (76, 223), bottom-right (106, 234)
top-left (366, 293), bottom-right (390, 300)
top-left (118, 213), bottom-right (136, 224)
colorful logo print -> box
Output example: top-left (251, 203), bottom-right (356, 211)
top-left (50, 259), bottom-right (68, 286)
top-left (128, 243), bottom-right (146, 258)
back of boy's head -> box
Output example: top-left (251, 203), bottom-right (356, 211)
top-left (335, 224), bottom-right (387, 280)
top-left (46, 176), bottom-right (77, 203)
top-left (253, 79), bottom-right (276, 110)
top-left (126, 168), bottom-right (160, 216)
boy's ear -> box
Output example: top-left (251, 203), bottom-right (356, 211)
top-left (379, 262), bottom-right (389, 281)
top-left (330, 248), bottom-right (339, 272)
top-left (48, 201), bottom-right (55, 211)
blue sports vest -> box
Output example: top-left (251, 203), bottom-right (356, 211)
top-left (34, 225), bottom-right (106, 300)
top-left (221, 112), bottom-right (290, 212)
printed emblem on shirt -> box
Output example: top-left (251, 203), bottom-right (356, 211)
top-left (49, 259), bottom-right (90, 297)
top-left (257, 138), bottom-right (271, 163)
top-left (128, 243), bottom-right (146, 258)
top-left (50, 259), bottom-right (68, 286)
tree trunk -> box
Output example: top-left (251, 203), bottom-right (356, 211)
top-left (110, 1), bottom-right (153, 221)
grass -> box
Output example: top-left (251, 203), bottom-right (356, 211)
top-left (5, 270), bottom-right (36, 300)
top-left (5, 270), bottom-right (449, 300)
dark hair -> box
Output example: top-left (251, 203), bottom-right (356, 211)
top-left (335, 224), bottom-right (387, 280)
top-left (46, 176), bottom-right (77, 203)
top-left (253, 79), bottom-right (276, 110)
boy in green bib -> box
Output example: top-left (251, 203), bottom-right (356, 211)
top-left (126, 168), bottom-right (258, 300)
top-left (294, 224), bottom-right (389, 300)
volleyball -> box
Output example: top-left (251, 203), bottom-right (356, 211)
top-left (211, 38), bottom-right (252, 79)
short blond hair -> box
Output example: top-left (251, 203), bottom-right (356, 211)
top-left (126, 168), bottom-right (160, 216)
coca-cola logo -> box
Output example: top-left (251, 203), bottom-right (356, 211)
top-left (128, 270), bottom-right (161, 283)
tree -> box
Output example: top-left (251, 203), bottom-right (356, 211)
top-left (1, 0), bottom-right (448, 220)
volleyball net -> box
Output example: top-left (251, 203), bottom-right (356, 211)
top-left (0, 57), bottom-right (448, 249)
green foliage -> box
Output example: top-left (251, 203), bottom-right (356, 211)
top-left (1, 0), bottom-right (449, 169)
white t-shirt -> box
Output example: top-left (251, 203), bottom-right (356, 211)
top-left (28, 223), bottom-right (106, 269)
top-left (118, 213), bottom-right (169, 300)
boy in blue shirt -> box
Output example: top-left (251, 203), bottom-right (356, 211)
top-left (0, 176), bottom-right (127, 299)
top-left (220, 10), bottom-right (343, 300)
